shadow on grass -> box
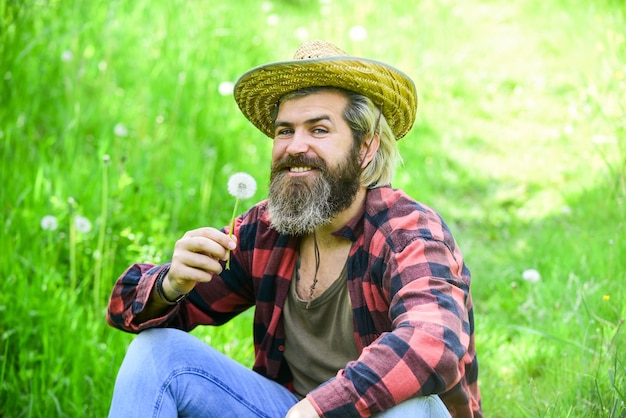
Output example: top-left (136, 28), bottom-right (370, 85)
top-left (397, 119), bottom-right (625, 416)
top-left (464, 163), bottom-right (625, 416)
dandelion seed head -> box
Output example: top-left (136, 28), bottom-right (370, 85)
top-left (41, 215), bottom-right (59, 231)
top-left (348, 26), bottom-right (368, 42)
top-left (266, 14), bottom-right (279, 26)
top-left (522, 269), bottom-right (541, 283)
top-left (227, 172), bottom-right (257, 200)
top-left (61, 50), bottom-right (73, 62)
top-left (114, 123), bottom-right (128, 137)
top-left (294, 27), bottom-right (309, 41)
top-left (74, 215), bottom-right (92, 234)
top-left (218, 81), bottom-right (234, 96)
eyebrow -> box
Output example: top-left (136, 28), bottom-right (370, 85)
top-left (274, 115), bottom-right (334, 129)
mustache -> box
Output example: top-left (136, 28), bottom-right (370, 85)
top-left (271, 155), bottom-right (327, 172)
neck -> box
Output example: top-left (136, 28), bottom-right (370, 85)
top-left (311, 186), bottom-right (367, 245)
top-left (297, 189), bottom-right (367, 307)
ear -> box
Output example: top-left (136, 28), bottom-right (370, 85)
top-left (359, 134), bottom-right (381, 168)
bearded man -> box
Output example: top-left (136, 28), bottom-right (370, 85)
top-left (107, 40), bottom-right (482, 418)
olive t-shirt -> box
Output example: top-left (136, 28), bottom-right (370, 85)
top-left (282, 263), bottom-right (360, 398)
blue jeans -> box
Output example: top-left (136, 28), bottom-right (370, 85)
top-left (109, 328), bottom-right (451, 417)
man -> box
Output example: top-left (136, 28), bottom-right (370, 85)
top-left (107, 40), bottom-right (482, 417)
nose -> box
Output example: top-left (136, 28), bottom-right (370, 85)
top-left (285, 129), bottom-right (310, 155)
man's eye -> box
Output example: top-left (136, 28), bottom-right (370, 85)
top-left (275, 128), bottom-right (293, 136)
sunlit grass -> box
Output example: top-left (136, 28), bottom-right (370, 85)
top-left (1, 0), bottom-right (624, 416)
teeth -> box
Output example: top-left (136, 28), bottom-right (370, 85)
top-left (289, 166), bottom-right (312, 173)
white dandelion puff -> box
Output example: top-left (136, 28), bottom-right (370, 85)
top-left (348, 26), bottom-right (368, 42)
top-left (74, 215), bottom-right (92, 234)
top-left (41, 215), bottom-right (59, 231)
top-left (227, 172), bottom-right (257, 200)
top-left (266, 14), bottom-right (279, 26)
top-left (61, 50), bottom-right (73, 62)
top-left (522, 269), bottom-right (541, 284)
top-left (294, 27), bottom-right (309, 41)
top-left (113, 123), bottom-right (128, 137)
top-left (218, 81), bottom-right (234, 96)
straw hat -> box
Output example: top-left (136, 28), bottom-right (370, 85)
top-left (233, 40), bottom-right (418, 140)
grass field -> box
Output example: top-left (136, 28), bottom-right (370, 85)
top-left (1, 0), bottom-right (625, 416)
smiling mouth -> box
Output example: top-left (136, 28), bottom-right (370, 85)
top-left (289, 166), bottom-right (313, 173)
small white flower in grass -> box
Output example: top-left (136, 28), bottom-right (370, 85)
top-left (41, 215), bottom-right (59, 231)
top-left (225, 172), bottom-right (257, 269)
top-left (294, 27), bottom-right (309, 41)
top-left (113, 123), bottom-right (128, 137)
top-left (266, 14), bottom-right (279, 26)
top-left (522, 269), bottom-right (541, 284)
top-left (218, 81), bottom-right (234, 96)
top-left (61, 50), bottom-right (73, 62)
top-left (348, 26), bottom-right (368, 42)
top-left (74, 215), bottom-right (92, 234)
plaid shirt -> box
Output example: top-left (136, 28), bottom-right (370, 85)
top-left (107, 186), bottom-right (482, 417)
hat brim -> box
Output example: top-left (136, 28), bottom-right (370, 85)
top-left (234, 56), bottom-right (418, 140)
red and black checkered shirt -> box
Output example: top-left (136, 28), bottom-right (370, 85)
top-left (107, 186), bottom-right (482, 417)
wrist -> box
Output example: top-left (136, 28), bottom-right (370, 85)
top-left (155, 266), bottom-right (188, 305)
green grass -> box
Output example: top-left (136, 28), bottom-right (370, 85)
top-left (1, 0), bottom-right (624, 416)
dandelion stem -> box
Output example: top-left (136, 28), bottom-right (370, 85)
top-left (225, 198), bottom-right (239, 270)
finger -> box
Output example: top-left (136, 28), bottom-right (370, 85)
top-left (183, 227), bottom-right (237, 251)
top-left (169, 259), bottom-right (218, 284)
top-left (172, 248), bottom-right (225, 273)
top-left (178, 236), bottom-right (229, 261)
top-left (176, 232), bottom-right (236, 263)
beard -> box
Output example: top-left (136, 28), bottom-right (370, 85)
top-left (267, 147), bottom-right (362, 236)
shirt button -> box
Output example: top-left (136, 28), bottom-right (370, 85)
top-left (278, 345), bottom-right (285, 352)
